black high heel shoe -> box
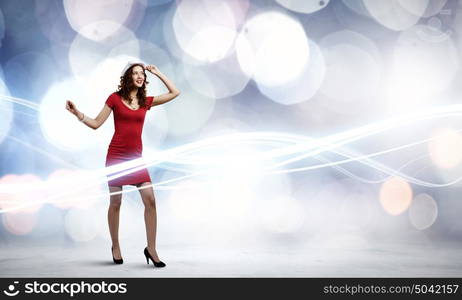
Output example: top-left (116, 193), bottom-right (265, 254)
top-left (144, 247), bottom-right (166, 268)
top-left (111, 246), bottom-right (123, 264)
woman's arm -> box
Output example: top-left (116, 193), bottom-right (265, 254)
top-left (145, 65), bottom-right (180, 107)
top-left (65, 100), bottom-right (112, 130)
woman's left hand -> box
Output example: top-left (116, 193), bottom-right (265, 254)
top-left (145, 64), bottom-right (160, 75)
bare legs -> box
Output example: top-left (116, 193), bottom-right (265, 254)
top-left (137, 182), bottom-right (162, 262)
top-left (107, 182), bottom-right (161, 262)
top-left (108, 185), bottom-right (123, 260)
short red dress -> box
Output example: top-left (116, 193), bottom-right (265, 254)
top-left (105, 92), bottom-right (154, 186)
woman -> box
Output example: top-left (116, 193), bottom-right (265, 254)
top-left (65, 62), bottom-right (180, 268)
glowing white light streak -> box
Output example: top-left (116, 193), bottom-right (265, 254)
top-left (3, 94), bottom-right (462, 213)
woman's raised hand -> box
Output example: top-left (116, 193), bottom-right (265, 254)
top-left (145, 64), bottom-right (160, 75)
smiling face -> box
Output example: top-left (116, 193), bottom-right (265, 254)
top-left (117, 63), bottom-right (149, 106)
top-left (131, 65), bottom-right (146, 88)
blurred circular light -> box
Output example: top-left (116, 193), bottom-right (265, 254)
top-left (0, 174), bottom-right (45, 214)
top-left (68, 23), bottom-right (138, 78)
top-left (319, 44), bottom-right (381, 105)
top-left (379, 176), bottom-right (413, 215)
top-left (389, 24), bottom-right (458, 103)
top-left (3, 211), bottom-right (38, 235)
top-left (175, 0), bottom-right (236, 32)
top-left (363, 0), bottom-right (425, 31)
top-left (276, 0), bottom-right (329, 14)
top-left (63, 0), bottom-right (134, 41)
top-left (224, 0), bottom-right (250, 27)
top-left (162, 5), bottom-right (198, 65)
top-left (105, 39), bottom-right (141, 67)
top-left (236, 12), bottom-right (310, 86)
top-left (173, 0), bottom-right (237, 63)
top-left (78, 20), bottom-right (126, 43)
top-left (188, 26), bottom-right (236, 63)
top-left (319, 30), bottom-right (382, 62)
top-left (0, 174), bottom-right (42, 236)
top-left (257, 39), bottom-right (325, 105)
top-left (183, 48), bottom-right (251, 99)
top-left (39, 78), bottom-right (97, 151)
top-left (408, 193), bottom-right (438, 230)
top-left (428, 128), bottom-right (462, 169)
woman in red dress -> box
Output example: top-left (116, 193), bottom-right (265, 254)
top-left (65, 62), bottom-right (180, 267)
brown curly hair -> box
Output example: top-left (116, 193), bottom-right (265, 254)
top-left (116, 63), bottom-right (149, 108)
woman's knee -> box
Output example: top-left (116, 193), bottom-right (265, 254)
top-left (108, 186), bottom-right (122, 209)
top-left (109, 197), bottom-right (122, 209)
top-left (143, 195), bottom-right (156, 209)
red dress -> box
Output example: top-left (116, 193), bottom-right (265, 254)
top-left (105, 92), bottom-right (154, 186)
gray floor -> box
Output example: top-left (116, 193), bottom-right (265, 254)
top-left (1, 237), bottom-right (462, 277)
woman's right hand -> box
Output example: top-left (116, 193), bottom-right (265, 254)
top-left (66, 100), bottom-right (82, 119)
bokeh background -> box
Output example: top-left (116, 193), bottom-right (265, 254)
top-left (1, 0), bottom-right (462, 276)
